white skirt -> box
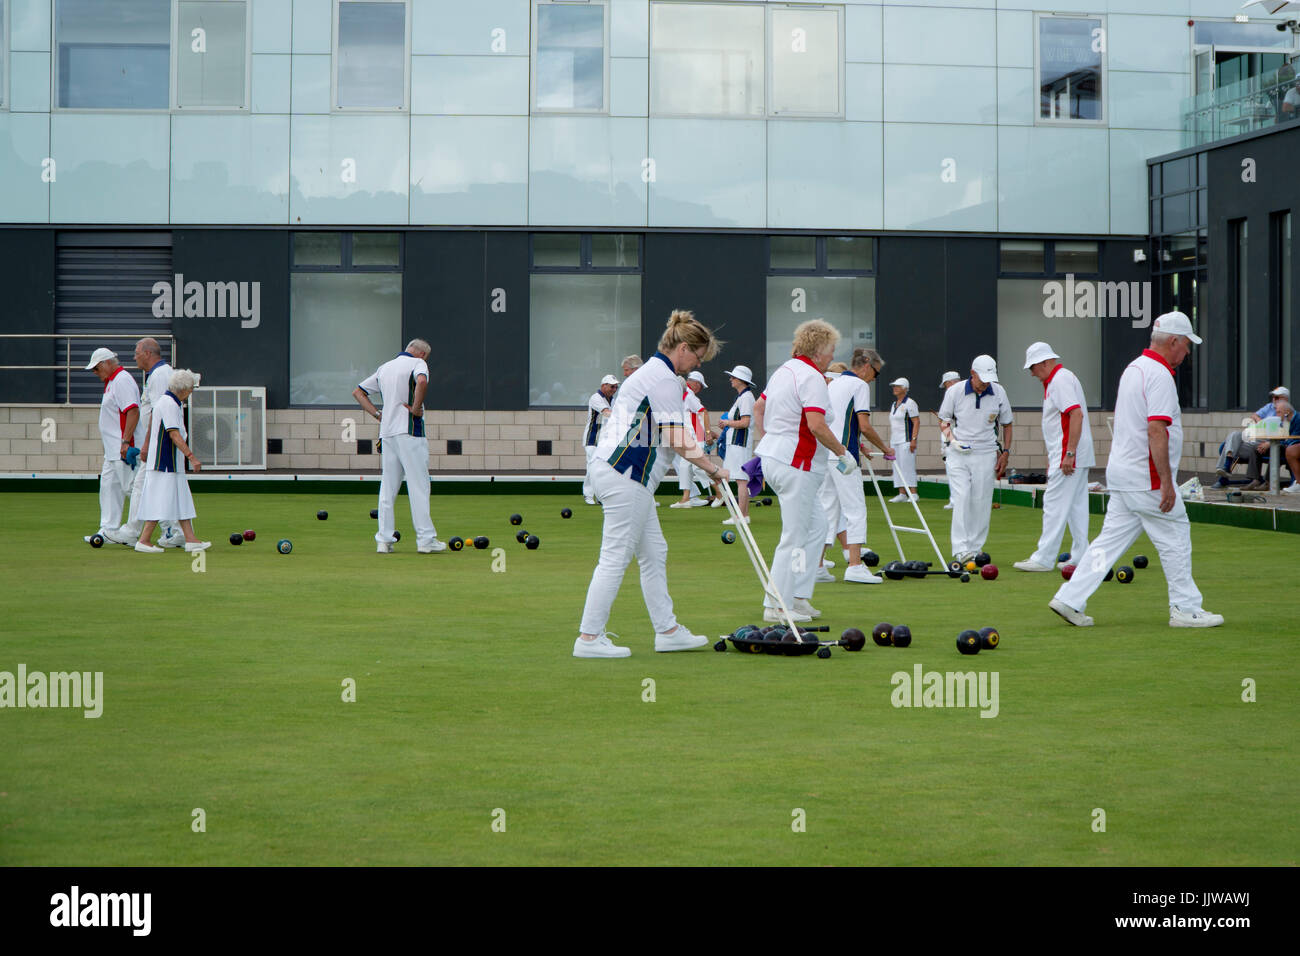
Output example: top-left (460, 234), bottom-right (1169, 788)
top-left (140, 470), bottom-right (196, 522)
top-left (892, 443), bottom-right (918, 487)
top-left (723, 442), bottom-right (752, 475)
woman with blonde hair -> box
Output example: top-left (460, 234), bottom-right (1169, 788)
top-left (575, 311), bottom-right (728, 658)
top-left (134, 369), bottom-right (211, 553)
top-left (752, 320), bottom-right (857, 623)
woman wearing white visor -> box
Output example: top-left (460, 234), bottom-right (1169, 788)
top-left (888, 378), bottom-right (920, 502)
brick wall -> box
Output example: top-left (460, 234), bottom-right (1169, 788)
top-left (0, 405), bottom-right (1261, 476)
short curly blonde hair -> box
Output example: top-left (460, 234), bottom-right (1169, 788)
top-left (791, 319), bottom-right (840, 361)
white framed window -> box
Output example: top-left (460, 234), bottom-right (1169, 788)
top-left (173, 0), bottom-right (250, 110)
top-left (1035, 13), bottom-right (1106, 126)
top-left (532, 0), bottom-right (609, 113)
top-left (767, 3), bottom-right (843, 116)
top-left (54, 0), bottom-right (173, 109)
top-left (333, 0), bottom-right (411, 111)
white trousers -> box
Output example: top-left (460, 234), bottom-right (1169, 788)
top-left (947, 448), bottom-right (997, 557)
top-left (122, 455), bottom-right (179, 538)
top-left (377, 434), bottom-right (437, 549)
top-left (98, 458), bottom-right (132, 531)
top-left (673, 453), bottom-right (708, 497)
top-left (583, 445), bottom-right (600, 500)
top-left (762, 458), bottom-right (827, 609)
top-left (1054, 489), bottom-right (1203, 612)
top-left (819, 463), bottom-right (867, 545)
top-left (1029, 468), bottom-right (1091, 567)
top-left (579, 461), bottom-right (677, 635)
top-left (891, 443), bottom-right (918, 487)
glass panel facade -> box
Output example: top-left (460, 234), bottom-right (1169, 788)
top-left (764, 276), bottom-right (875, 385)
top-left (650, 2), bottom-right (764, 116)
top-left (533, 234), bottom-right (581, 268)
top-left (294, 232), bottom-right (343, 266)
top-left (0, 0), bottom-right (5, 108)
top-left (530, 274), bottom-right (642, 406)
top-left (997, 279), bottom-right (1101, 407)
top-left (769, 7), bottom-right (840, 115)
top-left (177, 0), bottom-right (247, 108)
top-left (1038, 15), bottom-right (1103, 122)
top-left (770, 235), bottom-right (816, 270)
top-left (1055, 240), bottom-right (1098, 275)
top-left (826, 237), bottom-right (871, 272)
top-left (336, 0), bottom-right (406, 109)
top-left (1000, 240), bottom-right (1044, 274)
top-left (352, 232), bottom-right (400, 266)
top-left (590, 233), bottom-right (638, 269)
top-left (536, 1), bottom-right (606, 111)
top-left (290, 273), bottom-right (403, 405)
top-left (56, 0), bottom-right (171, 109)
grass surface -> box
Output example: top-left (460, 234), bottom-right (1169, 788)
top-left (0, 490), bottom-right (1296, 866)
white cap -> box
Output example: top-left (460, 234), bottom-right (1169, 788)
top-left (1152, 310), bottom-right (1203, 345)
top-left (84, 347), bottom-right (116, 370)
top-left (940, 371), bottom-right (960, 388)
top-left (971, 354), bottom-right (999, 383)
top-left (1023, 341), bottom-right (1059, 369)
top-left (889, 377), bottom-right (910, 390)
top-left (724, 365), bottom-right (755, 386)
top-left (600, 374), bottom-right (619, 387)
top-left (1269, 386), bottom-right (1290, 398)
top-left (687, 371), bottom-right (707, 387)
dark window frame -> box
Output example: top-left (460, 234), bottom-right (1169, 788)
top-left (529, 233), bottom-right (643, 274)
top-left (291, 231), bottom-right (404, 273)
top-left (766, 235), bottom-right (876, 276)
top-left (997, 239), bottom-right (1102, 278)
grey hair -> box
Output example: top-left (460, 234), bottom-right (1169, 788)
top-left (852, 347), bottom-right (883, 371)
top-left (621, 354), bottom-right (643, 371)
top-left (1150, 331), bottom-right (1176, 347)
top-left (406, 338), bottom-right (431, 355)
top-left (169, 368), bottom-right (201, 393)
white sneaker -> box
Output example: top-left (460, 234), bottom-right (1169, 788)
top-left (792, 598), bottom-right (821, 619)
top-left (159, 530), bottom-right (185, 548)
top-left (1014, 559), bottom-right (1055, 572)
top-left (764, 607), bottom-right (811, 624)
top-left (669, 501), bottom-right (690, 509)
top-left (889, 493), bottom-right (907, 503)
top-left (184, 541), bottom-right (211, 552)
top-left (418, 540), bottom-right (447, 553)
top-left (102, 527), bottom-right (134, 546)
top-left (711, 498), bottom-right (723, 508)
top-left (822, 557), bottom-right (835, 569)
top-left (573, 633), bottom-right (631, 658)
top-left (1056, 560), bottom-right (1071, 570)
top-left (654, 626), bottom-right (709, 652)
top-left (721, 515), bottom-right (750, 525)
top-left (687, 498), bottom-right (710, 508)
top-left (943, 502), bottom-right (953, 510)
top-left (1170, 606), bottom-right (1225, 628)
top-left (377, 542), bottom-right (393, 553)
top-left (134, 542), bottom-right (164, 554)
top-left (84, 532), bottom-right (103, 543)
top-left (1049, 597), bottom-right (1094, 627)
top-left (814, 567), bottom-right (834, 583)
top-left (843, 564), bottom-right (883, 584)
top-left (1282, 483), bottom-right (1300, 495)
top-left (584, 496), bottom-right (596, 505)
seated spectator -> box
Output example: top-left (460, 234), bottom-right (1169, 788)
top-left (1284, 76), bottom-right (1300, 122)
top-left (1215, 386), bottom-right (1289, 486)
top-left (1281, 402), bottom-right (1300, 495)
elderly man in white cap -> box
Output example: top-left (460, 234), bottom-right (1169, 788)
top-left (1050, 312), bottom-right (1223, 628)
top-left (887, 376), bottom-right (920, 502)
top-left (671, 370), bottom-right (713, 507)
top-left (938, 371), bottom-right (961, 509)
top-left (583, 374), bottom-right (619, 505)
top-left (83, 347), bottom-right (141, 545)
top-left (1014, 342), bottom-right (1094, 573)
top-left (937, 355), bottom-right (1014, 564)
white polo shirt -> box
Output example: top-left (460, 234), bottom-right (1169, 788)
top-left (1041, 364), bottom-right (1095, 476)
top-left (146, 392), bottom-right (187, 474)
top-left (139, 361), bottom-right (173, 448)
top-left (756, 355), bottom-right (831, 472)
top-left (888, 395), bottom-right (919, 446)
top-left (358, 352), bottom-right (430, 440)
top-left (825, 370), bottom-right (871, 463)
top-left (99, 366), bottom-right (141, 461)
top-left (724, 389), bottom-right (756, 452)
top-left (596, 351), bottom-right (685, 489)
top-left (1106, 349), bottom-right (1182, 492)
top-left (584, 391), bottom-right (611, 447)
top-left (938, 379), bottom-right (1014, 452)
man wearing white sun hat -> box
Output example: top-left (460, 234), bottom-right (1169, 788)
top-left (1014, 342), bottom-right (1094, 573)
top-left (1049, 311), bottom-right (1223, 629)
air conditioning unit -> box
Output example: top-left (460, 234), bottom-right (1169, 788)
top-left (188, 387), bottom-right (266, 470)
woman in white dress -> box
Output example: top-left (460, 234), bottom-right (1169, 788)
top-left (134, 369), bottom-right (211, 553)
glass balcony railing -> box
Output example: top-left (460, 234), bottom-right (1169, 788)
top-left (1182, 67), bottom-right (1300, 148)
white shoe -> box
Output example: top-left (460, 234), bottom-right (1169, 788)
top-left (418, 540), bottom-right (447, 553)
top-left (184, 541), bottom-right (211, 552)
top-left (1049, 597), bottom-right (1094, 627)
top-left (669, 501), bottom-right (690, 509)
top-left (792, 598), bottom-right (821, 619)
top-left (377, 542), bottom-right (393, 553)
top-left (889, 493), bottom-right (907, 503)
top-left (943, 502), bottom-right (953, 510)
top-left (84, 532), bottom-right (103, 543)
top-left (1282, 483), bottom-right (1300, 495)
top-left (102, 527), bottom-right (134, 546)
top-left (687, 498), bottom-right (710, 508)
top-left (134, 542), bottom-right (164, 554)
top-left (822, 557), bottom-right (835, 569)
top-left (814, 567), bottom-right (834, 583)
top-left (573, 633), bottom-right (631, 658)
top-left (721, 515), bottom-right (750, 525)
top-left (1169, 606), bottom-right (1225, 628)
top-left (711, 498), bottom-right (723, 508)
top-left (654, 626), bottom-right (709, 652)
top-left (584, 496), bottom-right (596, 505)
top-left (764, 607), bottom-right (811, 624)
top-left (1056, 560), bottom-right (1071, 570)
top-left (843, 564), bottom-right (883, 584)
top-left (159, 530), bottom-right (185, 548)
top-left (1014, 559), bottom-right (1055, 572)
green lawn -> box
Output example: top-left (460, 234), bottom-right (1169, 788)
top-left (1, 490), bottom-right (1295, 866)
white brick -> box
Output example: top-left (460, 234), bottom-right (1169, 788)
top-left (0, 454), bottom-right (28, 469)
top-left (10, 409), bottom-right (39, 423)
top-left (56, 455), bottom-right (91, 471)
top-left (499, 425), bottom-right (529, 440)
top-left (318, 455), bottom-right (349, 469)
top-left (289, 424), bottom-right (319, 439)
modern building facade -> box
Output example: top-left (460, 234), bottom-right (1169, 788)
top-left (0, 0), bottom-right (1296, 475)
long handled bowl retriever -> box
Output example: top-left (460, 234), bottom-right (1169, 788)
top-left (717, 480), bottom-right (803, 634)
top-left (861, 454), bottom-right (949, 572)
